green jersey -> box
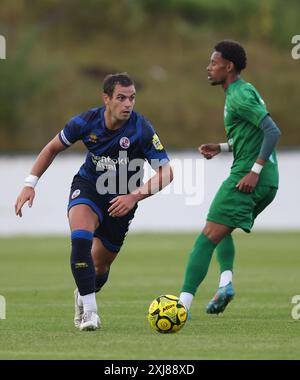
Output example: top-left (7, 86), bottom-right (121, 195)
top-left (224, 79), bottom-right (279, 188)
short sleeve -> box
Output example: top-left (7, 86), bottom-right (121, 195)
top-left (231, 87), bottom-right (268, 127)
top-left (59, 115), bottom-right (85, 147)
top-left (140, 118), bottom-right (169, 170)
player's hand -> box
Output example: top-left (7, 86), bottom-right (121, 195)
top-left (236, 172), bottom-right (259, 193)
top-left (198, 144), bottom-right (220, 159)
top-left (108, 194), bottom-right (138, 217)
top-left (15, 187), bottom-right (35, 217)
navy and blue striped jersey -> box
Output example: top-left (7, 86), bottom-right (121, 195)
top-left (59, 107), bottom-right (169, 194)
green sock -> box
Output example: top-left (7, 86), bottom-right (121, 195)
top-left (181, 233), bottom-right (217, 295)
top-left (216, 234), bottom-right (235, 273)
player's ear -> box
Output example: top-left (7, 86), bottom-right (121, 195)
top-left (102, 93), bottom-right (110, 106)
top-left (227, 62), bottom-right (235, 73)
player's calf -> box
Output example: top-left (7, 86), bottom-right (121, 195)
top-left (95, 270), bottom-right (110, 293)
top-left (70, 230), bottom-right (96, 295)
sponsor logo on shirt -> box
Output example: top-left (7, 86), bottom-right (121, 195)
top-left (119, 137), bottom-right (130, 149)
top-left (152, 134), bottom-right (164, 150)
top-left (91, 153), bottom-right (129, 171)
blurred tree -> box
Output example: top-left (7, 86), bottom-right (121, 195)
top-left (0, 0), bottom-right (299, 150)
top-left (0, 29), bottom-right (53, 149)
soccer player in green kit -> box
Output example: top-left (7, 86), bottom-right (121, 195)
top-left (179, 40), bottom-right (281, 315)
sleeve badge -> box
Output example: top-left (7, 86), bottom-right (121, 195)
top-left (152, 133), bottom-right (164, 150)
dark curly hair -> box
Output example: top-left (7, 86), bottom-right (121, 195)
top-left (103, 73), bottom-right (134, 98)
top-left (214, 40), bottom-right (247, 73)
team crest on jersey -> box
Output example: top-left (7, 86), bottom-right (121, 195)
top-left (89, 134), bottom-right (98, 143)
top-left (119, 137), bottom-right (130, 149)
top-left (71, 189), bottom-right (81, 199)
top-left (152, 133), bottom-right (164, 150)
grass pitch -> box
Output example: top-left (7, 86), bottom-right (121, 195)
top-left (0, 232), bottom-right (300, 360)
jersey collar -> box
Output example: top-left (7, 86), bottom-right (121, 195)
top-left (225, 78), bottom-right (244, 94)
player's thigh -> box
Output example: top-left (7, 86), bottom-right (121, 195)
top-left (94, 207), bottom-right (136, 254)
top-left (68, 204), bottom-right (99, 232)
top-left (91, 237), bottom-right (118, 274)
top-left (207, 177), bottom-right (256, 233)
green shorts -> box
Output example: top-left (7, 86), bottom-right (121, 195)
top-left (207, 177), bottom-right (277, 233)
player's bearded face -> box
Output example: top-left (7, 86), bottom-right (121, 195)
top-left (207, 51), bottom-right (230, 86)
top-left (106, 84), bottom-right (136, 121)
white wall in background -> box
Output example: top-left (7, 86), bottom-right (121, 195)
top-left (1, 150), bottom-right (299, 235)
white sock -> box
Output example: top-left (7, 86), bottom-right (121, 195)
top-left (219, 270), bottom-right (233, 287)
top-left (81, 292), bottom-right (97, 313)
top-left (77, 293), bottom-right (83, 307)
top-left (179, 292), bottom-right (194, 311)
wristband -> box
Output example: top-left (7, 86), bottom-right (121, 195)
top-left (251, 163), bottom-right (263, 175)
top-left (24, 175), bottom-right (39, 188)
top-left (219, 143), bottom-right (230, 152)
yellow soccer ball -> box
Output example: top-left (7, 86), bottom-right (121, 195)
top-left (148, 294), bottom-right (187, 333)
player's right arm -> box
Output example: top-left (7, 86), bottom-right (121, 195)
top-left (15, 135), bottom-right (68, 217)
top-left (199, 141), bottom-right (232, 159)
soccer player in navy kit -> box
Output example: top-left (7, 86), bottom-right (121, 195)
top-left (15, 73), bottom-right (173, 331)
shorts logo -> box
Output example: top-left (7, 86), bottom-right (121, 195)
top-left (119, 137), bottom-right (130, 149)
top-left (71, 189), bottom-right (81, 199)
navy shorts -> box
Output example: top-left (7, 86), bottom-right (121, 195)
top-left (68, 174), bottom-right (137, 253)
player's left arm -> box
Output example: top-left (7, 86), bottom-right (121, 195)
top-left (108, 163), bottom-right (173, 217)
top-left (236, 115), bottom-right (281, 193)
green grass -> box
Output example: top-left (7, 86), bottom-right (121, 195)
top-left (0, 232), bottom-right (300, 359)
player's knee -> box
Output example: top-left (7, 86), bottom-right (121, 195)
top-left (203, 222), bottom-right (232, 244)
top-left (94, 263), bottom-right (110, 276)
top-left (203, 228), bottom-right (224, 244)
top-left (203, 226), bottom-right (216, 242)
top-left (69, 205), bottom-right (99, 231)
